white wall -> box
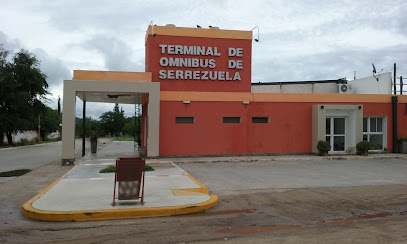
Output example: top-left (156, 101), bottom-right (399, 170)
top-left (347, 72), bottom-right (392, 94)
top-left (252, 85), bottom-right (281, 93)
top-left (313, 83), bottom-right (338, 93)
top-left (281, 84), bottom-right (313, 93)
top-left (252, 83), bottom-right (338, 94)
top-left (2, 131), bottom-right (59, 144)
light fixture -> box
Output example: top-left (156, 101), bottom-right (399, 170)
top-left (251, 26), bottom-right (260, 42)
top-left (243, 101), bottom-right (250, 105)
top-left (183, 101), bottom-right (191, 104)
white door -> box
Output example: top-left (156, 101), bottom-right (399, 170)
top-left (326, 117), bottom-right (346, 152)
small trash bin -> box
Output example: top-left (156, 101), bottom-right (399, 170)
top-left (112, 157), bottom-right (145, 206)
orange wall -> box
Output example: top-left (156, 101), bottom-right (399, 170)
top-left (398, 103), bottom-right (407, 140)
top-left (73, 70), bottom-right (152, 82)
top-left (159, 101), bottom-right (405, 156)
top-left (146, 35), bottom-right (252, 92)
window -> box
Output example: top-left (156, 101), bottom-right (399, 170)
top-left (223, 117), bottom-right (241, 124)
top-left (175, 117), bottom-right (195, 124)
top-left (252, 117), bottom-right (269, 123)
top-left (363, 117), bottom-right (385, 150)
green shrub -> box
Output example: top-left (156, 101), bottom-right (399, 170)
top-left (19, 139), bottom-right (30, 146)
top-left (317, 140), bottom-right (331, 153)
top-left (398, 137), bottom-right (407, 143)
top-left (356, 141), bottom-right (371, 155)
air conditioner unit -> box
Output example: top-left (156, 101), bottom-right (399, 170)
top-left (338, 84), bottom-right (350, 94)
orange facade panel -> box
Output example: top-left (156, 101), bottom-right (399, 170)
top-left (160, 91), bottom-right (401, 103)
top-left (73, 70), bottom-right (152, 82)
top-left (159, 100), bottom-right (407, 156)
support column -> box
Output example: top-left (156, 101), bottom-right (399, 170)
top-left (147, 86), bottom-right (160, 157)
top-left (61, 81), bottom-right (76, 165)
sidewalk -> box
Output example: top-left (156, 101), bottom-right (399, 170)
top-left (22, 157), bottom-right (217, 221)
top-left (166, 153), bottom-right (407, 164)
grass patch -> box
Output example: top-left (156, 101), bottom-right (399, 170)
top-left (99, 164), bottom-right (155, 173)
top-left (145, 164), bottom-right (154, 171)
top-left (0, 169), bottom-right (32, 177)
top-left (99, 165), bottom-right (116, 173)
top-left (112, 137), bottom-right (134, 141)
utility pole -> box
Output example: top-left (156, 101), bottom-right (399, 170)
top-left (394, 63), bottom-right (397, 95)
top-left (38, 115), bottom-right (41, 142)
top-left (401, 76), bottom-right (403, 95)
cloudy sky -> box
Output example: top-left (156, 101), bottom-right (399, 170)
top-left (1, 0), bottom-right (407, 119)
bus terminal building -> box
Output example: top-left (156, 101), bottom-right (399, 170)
top-left (61, 25), bottom-right (407, 164)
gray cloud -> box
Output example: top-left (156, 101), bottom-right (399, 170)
top-left (0, 31), bottom-right (22, 51)
top-left (32, 48), bottom-right (72, 90)
top-left (253, 44), bottom-right (407, 83)
top-left (79, 35), bottom-right (143, 72)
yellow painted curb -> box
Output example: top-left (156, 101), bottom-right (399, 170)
top-left (185, 174), bottom-right (209, 194)
top-left (21, 174), bottom-right (217, 222)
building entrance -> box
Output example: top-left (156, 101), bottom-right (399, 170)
top-left (326, 117), bottom-right (346, 152)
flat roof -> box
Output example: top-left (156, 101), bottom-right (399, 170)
top-left (145, 25), bottom-right (253, 41)
top-left (252, 78), bottom-right (347, 86)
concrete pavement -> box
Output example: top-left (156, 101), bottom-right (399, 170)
top-left (22, 141), bottom-right (217, 221)
top-left (19, 139), bottom-right (407, 222)
top-left (179, 158), bottom-right (407, 191)
top-left (22, 157), bottom-right (217, 221)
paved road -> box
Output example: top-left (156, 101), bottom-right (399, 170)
top-left (0, 139), bottom-right (98, 183)
top-left (0, 142), bottom-right (64, 173)
top-left (179, 158), bottom-right (407, 191)
top-left (0, 139), bottom-right (137, 183)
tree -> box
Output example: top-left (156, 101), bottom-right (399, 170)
top-left (99, 104), bottom-right (125, 137)
top-left (38, 107), bottom-right (60, 140)
top-left (0, 46), bottom-right (49, 144)
top-left (75, 117), bottom-right (101, 138)
top-left (123, 115), bottom-right (141, 144)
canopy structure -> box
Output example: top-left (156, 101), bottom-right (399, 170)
top-left (61, 71), bottom-right (160, 165)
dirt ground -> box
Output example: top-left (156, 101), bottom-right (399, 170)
top-left (1, 160), bottom-right (407, 244)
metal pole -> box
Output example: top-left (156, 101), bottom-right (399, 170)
top-left (401, 76), bottom-right (403, 95)
top-left (392, 96), bottom-right (398, 153)
top-left (82, 100), bottom-right (86, 157)
top-left (394, 63), bottom-right (397, 95)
